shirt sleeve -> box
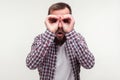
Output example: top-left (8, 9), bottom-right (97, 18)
top-left (65, 30), bottom-right (95, 69)
top-left (26, 30), bottom-right (55, 69)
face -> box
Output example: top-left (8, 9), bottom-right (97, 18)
top-left (50, 7), bottom-right (70, 41)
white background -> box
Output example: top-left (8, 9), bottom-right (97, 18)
top-left (0, 0), bottom-right (120, 80)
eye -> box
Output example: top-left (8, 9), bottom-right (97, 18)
top-left (63, 18), bottom-right (71, 23)
top-left (49, 18), bottom-right (57, 23)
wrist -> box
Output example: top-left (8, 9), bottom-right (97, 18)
top-left (49, 29), bottom-right (56, 34)
top-left (64, 26), bottom-right (74, 33)
top-left (65, 29), bottom-right (77, 40)
top-left (43, 29), bottom-right (55, 42)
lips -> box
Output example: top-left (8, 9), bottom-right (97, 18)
top-left (57, 32), bottom-right (63, 34)
top-left (57, 32), bottom-right (63, 36)
top-left (56, 30), bottom-right (65, 37)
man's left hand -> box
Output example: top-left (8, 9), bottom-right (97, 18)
top-left (61, 14), bottom-right (75, 33)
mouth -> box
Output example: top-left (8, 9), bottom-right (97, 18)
top-left (57, 32), bottom-right (63, 36)
top-left (56, 30), bottom-right (65, 38)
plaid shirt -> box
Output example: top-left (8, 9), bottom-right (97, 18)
top-left (26, 30), bottom-right (95, 80)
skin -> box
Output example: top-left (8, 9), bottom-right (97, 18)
top-left (45, 7), bottom-right (75, 45)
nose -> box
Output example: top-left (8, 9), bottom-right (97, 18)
top-left (58, 21), bottom-right (63, 28)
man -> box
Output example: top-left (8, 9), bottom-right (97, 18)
top-left (26, 2), bottom-right (95, 80)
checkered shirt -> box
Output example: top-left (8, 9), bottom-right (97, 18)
top-left (26, 29), bottom-right (95, 80)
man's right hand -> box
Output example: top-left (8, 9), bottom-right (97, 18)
top-left (45, 15), bottom-right (59, 33)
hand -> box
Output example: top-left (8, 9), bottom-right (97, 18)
top-left (45, 15), bottom-right (59, 33)
top-left (61, 14), bottom-right (75, 33)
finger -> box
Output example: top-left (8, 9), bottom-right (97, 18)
top-left (45, 15), bottom-right (58, 23)
top-left (62, 14), bottom-right (73, 24)
top-left (62, 14), bottom-right (72, 19)
top-left (47, 15), bottom-right (58, 18)
top-left (48, 18), bottom-right (58, 23)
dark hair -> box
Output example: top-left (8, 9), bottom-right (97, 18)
top-left (48, 2), bottom-right (72, 15)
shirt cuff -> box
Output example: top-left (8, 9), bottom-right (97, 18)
top-left (43, 29), bottom-right (55, 42)
top-left (65, 29), bottom-right (78, 40)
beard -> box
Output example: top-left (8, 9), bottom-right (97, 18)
top-left (54, 35), bottom-right (66, 46)
top-left (54, 28), bottom-right (66, 45)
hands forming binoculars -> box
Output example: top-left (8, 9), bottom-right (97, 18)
top-left (45, 14), bottom-right (75, 33)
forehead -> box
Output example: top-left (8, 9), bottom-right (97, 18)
top-left (50, 7), bottom-right (70, 15)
